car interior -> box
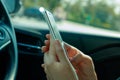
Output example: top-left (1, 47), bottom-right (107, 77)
top-left (0, 0), bottom-right (120, 80)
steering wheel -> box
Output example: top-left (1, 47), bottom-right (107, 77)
top-left (0, 1), bottom-right (18, 80)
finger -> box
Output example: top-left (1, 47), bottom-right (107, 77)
top-left (46, 74), bottom-right (51, 80)
top-left (45, 67), bottom-right (53, 80)
top-left (41, 65), bottom-right (52, 80)
top-left (43, 37), bottom-right (57, 63)
top-left (41, 46), bottom-right (49, 53)
top-left (42, 63), bottom-right (54, 80)
top-left (49, 37), bottom-right (56, 55)
top-left (46, 34), bottom-right (50, 40)
top-left (44, 40), bottom-right (50, 47)
top-left (70, 53), bottom-right (84, 64)
top-left (41, 64), bottom-right (45, 68)
top-left (64, 42), bottom-right (73, 51)
top-left (44, 50), bottom-right (56, 65)
top-left (64, 43), bottom-right (78, 57)
top-left (55, 40), bottom-right (68, 63)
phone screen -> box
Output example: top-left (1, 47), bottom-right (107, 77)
top-left (39, 7), bottom-right (63, 42)
top-left (39, 7), bottom-right (69, 59)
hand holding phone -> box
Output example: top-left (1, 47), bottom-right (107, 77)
top-left (39, 7), bottom-right (79, 80)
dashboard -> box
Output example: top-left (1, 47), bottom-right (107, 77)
top-left (14, 24), bottom-right (120, 80)
top-left (14, 27), bottom-right (46, 80)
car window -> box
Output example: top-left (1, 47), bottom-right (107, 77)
top-left (11, 0), bottom-right (120, 32)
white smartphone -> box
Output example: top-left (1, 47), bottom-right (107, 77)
top-left (39, 7), bottom-right (63, 42)
top-left (39, 7), bottom-right (78, 80)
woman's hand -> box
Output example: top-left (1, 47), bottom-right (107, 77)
top-left (42, 34), bottom-right (97, 80)
top-left (41, 34), bottom-right (78, 80)
top-left (64, 43), bottom-right (97, 80)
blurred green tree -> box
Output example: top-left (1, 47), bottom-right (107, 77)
top-left (22, 0), bottom-right (61, 12)
top-left (65, 0), bottom-right (118, 31)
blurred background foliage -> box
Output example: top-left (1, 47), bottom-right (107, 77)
top-left (21, 0), bottom-right (120, 31)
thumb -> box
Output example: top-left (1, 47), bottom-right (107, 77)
top-left (64, 42), bottom-right (77, 58)
top-left (70, 53), bottom-right (84, 65)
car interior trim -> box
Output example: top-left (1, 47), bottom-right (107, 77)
top-left (0, 40), bottom-right (11, 50)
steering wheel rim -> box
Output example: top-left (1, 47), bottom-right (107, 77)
top-left (0, 1), bottom-right (18, 80)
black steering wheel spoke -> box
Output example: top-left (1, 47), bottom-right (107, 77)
top-left (0, 27), bottom-right (11, 51)
top-left (0, 0), bottom-right (18, 79)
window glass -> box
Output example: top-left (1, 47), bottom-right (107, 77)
top-left (12, 0), bottom-right (120, 32)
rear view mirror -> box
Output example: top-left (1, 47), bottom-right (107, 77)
top-left (1, 0), bottom-right (21, 13)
